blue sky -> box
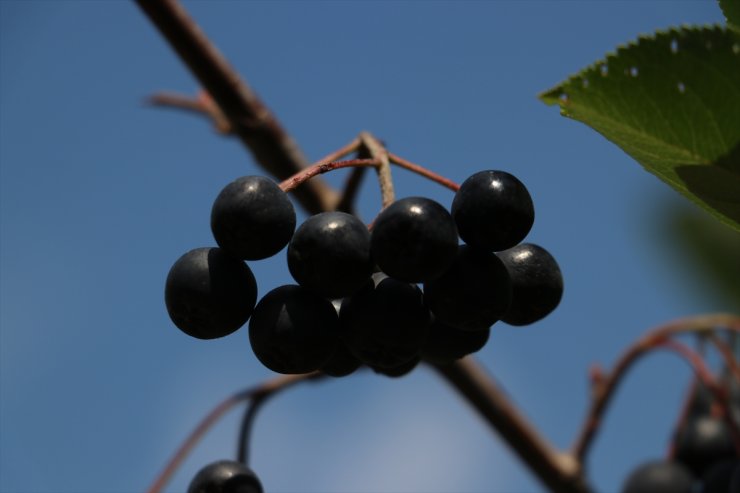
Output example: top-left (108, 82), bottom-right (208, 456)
top-left (0, 1), bottom-right (733, 493)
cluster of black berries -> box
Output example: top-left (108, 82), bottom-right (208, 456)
top-left (165, 170), bottom-right (563, 378)
top-left (621, 374), bottom-right (739, 493)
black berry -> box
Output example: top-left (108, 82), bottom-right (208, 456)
top-left (424, 245), bottom-right (512, 331)
top-left (451, 170), bottom-right (534, 251)
top-left (249, 285), bottom-right (339, 374)
top-left (370, 197), bottom-right (458, 282)
top-left (165, 247), bottom-right (257, 340)
top-left (370, 356), bottom-right (421, 378)
top-left (497, 243), bottom-right (563, 326)
top-left (321, 340), bottom-right (363, 378)
top-left (340, 276), bottom-right (431, 369)
top-left (674, 415), bottom-right (735, 477)
top-left (621, 460), bottom-right (694, 493)
top-left (287, 211), bottom-right (373, 299)
top-left (701, 459), bottom-right (739, 493)
top-left (421, 320), bottom-right (490, 365)
top-left (211, 176), bottom-right (296, 260)
top-left (187, 460), bottom-right (263, 493)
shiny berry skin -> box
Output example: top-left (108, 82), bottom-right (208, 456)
top-left (424, 245), bottom-right (512, 331)
top-left (370, 197), bottom-right (458, 282)
top-left (674, 415), bottom-right (735, 476)
top-left (496, 243), bottom-right (563, 326)
top-left (621, 460), bottom-right (694, 493)
top-left (165, 247), bottom-right (257, 340)
top-left (340, 276), bottom-right (431, 369)
top-left (211, 176), bottom-right (296, 260)
top-left (287, 211), bottom-right (373, 299)
top-left (451, 170), bottom-right (534, 251)
top-left (248, 285), bottom-right (339, 374)
top-left (187, 459), bottom-right (263, 493)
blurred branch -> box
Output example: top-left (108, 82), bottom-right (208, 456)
top-left (572, 313), bottom-right (740, 461)
top-left (146, 372), bottom-right (322, 493)
top-left (135, 0), bottom-right (337, 214)
top-left (432, 358), bottom-right (592, 493)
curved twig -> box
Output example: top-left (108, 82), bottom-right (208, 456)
top-left (145, 372), bottom-right (321, 493)
top-left (572, 313), bottom-right (740, 461)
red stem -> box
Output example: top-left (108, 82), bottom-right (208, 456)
top-left (280, 159), bottom-right (378, 194)
top-left (388, 152), bottom-right (460, 192)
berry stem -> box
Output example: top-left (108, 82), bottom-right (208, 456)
top-left (145, 372), bottom-right (322, 493)
top-left (236, 394), bottom-right (269, 466)
top-left (387, 152), bottom-right (460, 192)
top-left (360, 132), bottom-right (395, 209)
top-left (571, 313), bottom-right (740, 461)
top-left (280, 158), bottom-right (378, 193)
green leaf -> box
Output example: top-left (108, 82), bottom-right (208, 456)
top-left (540, 26), bottom-right (740, 231)
top-left (720, 0), bottom-right (740, 33)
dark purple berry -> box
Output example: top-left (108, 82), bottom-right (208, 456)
top-left (423, 245), bottom-right (512, 331)
top-left (187, 460), bottom-right (263, 493)
top-left (249, 285), bottom-right (339, 374)
top-left (321, 340), bottom-right (363, 378)
top-left (287, 211), bottom-right (373, 299)
top-left (211, 176), bottom-right (296, 260)
top-left (421, 320), bottom-right (490, 365)
top-left (370, 197), bottom-right (458, 282)
top-left (165, 247), bottom-right (257, 340)
top-left (340, 276), bottom-right (431, 369)
top-left (496, 243), bottom-right (563, 326)
top-left (674, 415), bottom-right (735, 477)
top-left (370, 356), bottom-right (421, 378)
top-left (451, 170), bottom-right (534, 251)
top-left (621, 460), bottom-right (694, 493)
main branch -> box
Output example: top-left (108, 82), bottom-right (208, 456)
top-left (135, 0), bottom-right (337, 214)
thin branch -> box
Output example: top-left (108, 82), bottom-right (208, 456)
top-left (572, 313), bottom-right (740, 461)
top-left (236, 395), bottom-right (269, 466)
top-left (432, 358), bottom-right (592, 493)
top-left (146, 372), bottom-right (321, 493)
top-left (135, 0), bottom-right (337, 215)
top-left (279, 159), bottom-right (377, 194)
top-left (148, 90), bottom-right (232, 133)
top-left (388, 152), bottom-right (460, 192)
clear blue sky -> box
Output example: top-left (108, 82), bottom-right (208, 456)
top-left (0, 2), bottom-right (732, 493)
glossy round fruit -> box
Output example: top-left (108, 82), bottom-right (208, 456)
top-left (187, 459), bottom-right (263, 493)
top-left (370, 196), bottom-right (458, 282)
top-left (321, 340), bottom-right (362, 378)
top-left (340, 276), bottom-right (431, 369)
top-left (451, 170), bottom-right (534, 251)
top-left (621, 460), bottom-right (694, 493)
top-left (287, 211), bottom-right (373, 299)
top-left (496, 243), bottom-right (563, 326)
top-left (420, 320), bottom-right (490, 364)
top-left (370, 356), bottom-right (420, 378)
top-left (249, 285), bottom-right (339, 374)
top-left (211, 175), bottom-right (296, 260)
top-left (674, 415), bottom-right (735, 476)
top-left (165, 247), bottom-right (257, 340)
top-left (423, 245), bottom-right (512, 331)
